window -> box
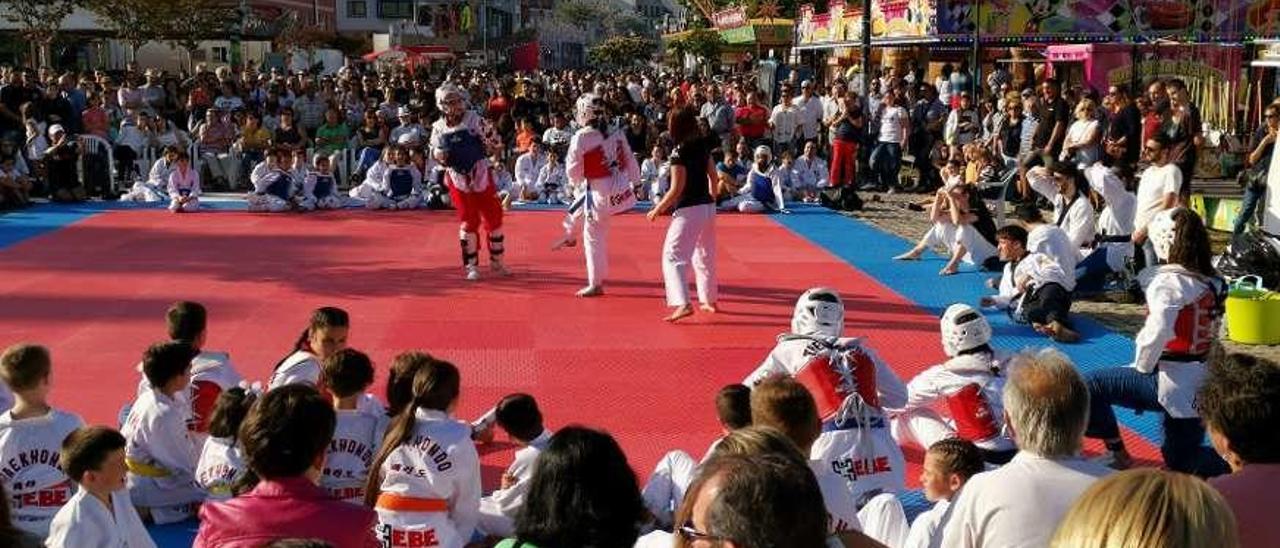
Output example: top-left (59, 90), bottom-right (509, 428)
top-left (378, 0), bottom-right (413, 19)
top-left (211, 46), bottom-right (229, 63)
top-left (348, 0), bottom-right (367, 18)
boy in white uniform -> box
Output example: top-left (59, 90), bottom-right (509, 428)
top-left (793, 140), bottom-right (830, 200)
top-left (512, 140), bottom-right (547, 205)
top-left (246, 149), bottom-right (294, 213)
top-left (319, 349), bottom-right (389, 504)
top-left (366, 146), bottom-right (423, 210)
top-left (167, 151), bottom-right (201, 213)
top-left (122, 341), bottom-right (205, 524)
top-left (903, 438), bottom-right (984, 548)
top-left (298, 156), bottom-right (344, 211)
top-left (722, 145), bottom-right (787, 213)
top-left (119, 146), bottom-right (177, 202)
top-left (476, 393), bottom-right (553, 537)
top-left (893, 304), bottom-right (1017, 464)
top-left (743, 288), bottom-right (909, 509)
top-left (639, 144), bottom-right (670, 203)
top-left (0, 344), bottom-right (84, 537)
top-left (536, 149), bottom-right (569, 205)
top-left (46, 426), bottom-right (155, 548)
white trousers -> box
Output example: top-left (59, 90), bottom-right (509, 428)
top-left (201, 151), bottom-right (240, 187)
top-left (890, 407), bottom-right (956, 451)
top-left (584, 206), bottom-right (609, 287)
top-left (921, 221), bottom-right (996, 265)
top-left (641, 449), bottom-right (699, 528)
top-left (858, 492), bottom-right (910, 548)
top-left (366, 194), bottom-right (421, 210)
top-left (168, 197), bottom-right (199, 212)
top-left (121, 181), bottom-right (167, 202)
top-left (296, 195), bottom-right (344, 211)
top-left (245, 193), bottom-right (290, 212)
top-left (662, 203), bottom-right (718, 306)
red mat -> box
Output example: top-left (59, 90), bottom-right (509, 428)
top-left (0, 209), bottom-right (1158, 488)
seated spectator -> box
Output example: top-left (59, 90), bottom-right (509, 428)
top-left (297, 156), bottom-right (344, 211)
top-left (476, 393), bottom-right (553, 537)
top-left (1026, 162), bottom-right (1096, 250)
top-left (940, 348), bottom-right (1111, 547)
top-left (894, 304), bottom-right (1016, 463)
top-left (1084, 209), bottom-right (1228, 475)
top-left (81, 92), bottom-right (109, 139)
top-left (1051, 469), bottom-right (1237, 548)
top-left (535, 148), bottom-right (569, 205)
top-left (1200, 353), bottom-right (1280, 548)
top-left (714, 146), bottom-right (748, 202)
top-left (272, 109), bottom-right (308, 153)
top-left (0, 152), bottom-right (32, 208)
top-left (642, 383), bottom-right (752, 529)
top-left (981, 225), bottom-right (1080, 342)
top-left (640, 144), bottom-right (670, 203)
top-left (247, 148), bottom-right (295, 213)
top-left (512, 139), bottom-right (547, 204)
top-left (237, 111), bottom-right (272, 185)
top-left (196, 107), bottom-right (239, 190)
top-left (389, 107), bottom-right (426, 149)
top-left (893, 183), bottom-right (998, 276)
top-left (1075, 163), bottom-right (1136, 294)
top-left (120, 145), bottom-right (177, 202)
top-left (675, 453), bottom-right (830, 548)
top-left (352, 109), bottom-right (388, 178)
top-left (904, 438), bottom-right (985, 548)
top-left (44, 125), bottom-right (86, 202)
top-left (495, 426), bottom-right (644, 548)
top-left (167, 150), bottom-right (201, 213)
top-left (364, 145), bottom-right (423, 210)
top-left (195, 385), bottom-right (378, 547)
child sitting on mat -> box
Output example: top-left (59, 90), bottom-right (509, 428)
top-left (195, 387), bottom-right (256, 501)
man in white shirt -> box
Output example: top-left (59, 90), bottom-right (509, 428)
top-left (792, 80), bottom-right (825, 150)
top-left (1132, 135), bottom-right (1182, 270)
top-left (770, 85), bottom-right (801, 157)
top-left (939, 348), bottom-right (1111, 548)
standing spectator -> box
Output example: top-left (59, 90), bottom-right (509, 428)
top-left (995, 96), bottom-right (1024, 170)
top-left (1200, 353), bottom-right (1280, 548)
top-left (1060, 99), bottom-right (1102, 169)
top-left (869, 92), bottom-right (909, 192)
top-left (940, 348), bottom-right (1111, 548)
top-left (945, 91), bottom-right (981, 155)
top-left (1035, 79), bottom-right (1070, 164)
top-left (1235, 105), bottom-right (1278, 235)
top-left (1165, 79), bottom-right (1201, 201)
top-left (1103, 86), bottom-right (1141, 170)
top-left (194, 385), bottom-right (378, 547)
top-left (0, 70), bottom-right (29, 143)
top-left (793, 80), bottom-right (824, 152)
top-left (828, 96), bottom-right (865, 189)
top-left (936, 64), bottom-right (954, 108)
top-left (908, 84), bottom-right (947, 191)
top-left (699, 85), bottom-right (735, 152)
top-left (1014, 90), bottom-right (1042, 200)
top-left (770, 85), bottom-right (801, 157)
top-left (649, 106), bottom-right (718, 323)
top-left (951, 60), bottom-right (974, 104)
top-left (1131, 135), bottom-right (1181, 270)
top-left (734, 91), bottom-right (770, 150)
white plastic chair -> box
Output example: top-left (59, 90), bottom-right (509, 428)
top-left (78, 135), bottom-right (116, 195)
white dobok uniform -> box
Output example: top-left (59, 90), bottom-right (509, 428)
top-left (167, 168), bottom-right (201, 212)
top-left (120, 158), bottom-right (172, 202)
top-left (892, 352), bottom-right (1015, 453)
top-left (564, 125), bottom-right (640, 288)
top-left (45, 488), bottom-right (156, 548)
top-left (1082, 164), bottom-right (1136, 273)
top-left (1027, 167), bottom-right (1096, 250)
top-left (298, 171), bottom-right (345, 210)
top-left (794, 155), bottom-right (830, 189)
top-left (195, 436), bottom-right (246, 500)
top-left (513, 151), bottom-right (547, 202)
top-left (477, 429), bottom-right (553, 537)
top-left (122, 389), bottom-right (204, 523)
top-left (135, 350), bottom-right (243, 438)
top-left (373, 408), bottom-right (481, 548)
top-left (246, 162), bottom-right (294, 212)
top-left (323, 399), bottom-right (391, 504)
top-left (745, 335), bottom-right (908, 508)
top-left (0, 408), bottom-right (84, 536)
top-left (267, 350), bottom-right (322, 389)
top-left (1134, 265), bottom-right (1226, 418)
top-left (366, 164), bottom-right (424, 210)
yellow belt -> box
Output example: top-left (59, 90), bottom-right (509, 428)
top-left (125, 458), bottom-right (172, 478)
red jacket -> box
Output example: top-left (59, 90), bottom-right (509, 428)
top-left (194, 476), bottom-right (379, 548)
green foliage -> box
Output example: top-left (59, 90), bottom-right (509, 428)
top-left (87, 0), bottom-right (170, 58)
top-left (588, 35), bottom-right (656, 67)
top-left (3, 0), bottom-right (83, 45)
top-left (667, 27), bottom-right (724, 62)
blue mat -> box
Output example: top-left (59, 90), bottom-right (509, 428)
top-left (770, 207), bottom-right (1165, 447)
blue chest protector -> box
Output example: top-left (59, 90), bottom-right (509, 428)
top-left (387, 168), bottom-right (414, 198)
top-left (749, 171), bottom-right (775, 206)
top-left (265, 172), bottom-right (293, 201)
top-left (312, 175), bottom-right (335, 198)
top-left (439, 129), bottom-right (485, 173)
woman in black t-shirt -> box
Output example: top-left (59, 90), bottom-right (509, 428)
top-left (647, 106), bottom-right (718, 322)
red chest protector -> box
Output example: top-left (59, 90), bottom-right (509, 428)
top-left (944, 383), bottom-right (1000, 442)
top-left (1163, 281), bottom-right (1224, 359)
top-left (792, 342), bottom-right (879, 421)
top-left (581, 145), bottom-right (613, 179)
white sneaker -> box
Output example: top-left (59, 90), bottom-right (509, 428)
top-left (465, 266), bottom-right (480, 281)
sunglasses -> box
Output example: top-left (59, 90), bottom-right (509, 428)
top-left (679, 523), bottom-right (727, 543)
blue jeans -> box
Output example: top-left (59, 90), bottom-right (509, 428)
top-left (871, 142), bottom-right (901, 189)
top-left (1074, 247), bottom-right (1113, 294)
top-left (1084, 366), bottom-right (1227, 477)
top-left (1233, 185), bottom-right (1266, 236)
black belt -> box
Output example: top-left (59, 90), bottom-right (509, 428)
top-left (1160, 353), bottom-right (1207, 363)
top-left (1095, 234), bottom-right (1132, 244)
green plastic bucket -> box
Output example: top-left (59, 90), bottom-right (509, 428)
top-left (1226, 276), bottom-right (1280, 345)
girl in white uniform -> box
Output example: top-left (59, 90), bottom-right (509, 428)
top-left (167, 151), bottom-right (201, 213)
top-left (298, 156), bottom-right (345, 211)
top-left (367, 146), bottom-right (424, 210)
top-left (195, 387), bottom-right (256, 500)
top-left (0, 343), bottom-right (85, 537)
top-left (122, 342), bottom-right (205, 524)
top-left (246, 148), bottom-right (294, 213)
top-left (319, 349), bottom-right (389, 504)
top-left (892, 304), bottom-right (1017, 464)
top-left (639, 144), bottom-right (670, 203)
top-left (365, 358), bottom-right (480, 548)
top-left (267, 307), bottom-right (350, 390)
top-left (536, 149), bottom-right (570, 205)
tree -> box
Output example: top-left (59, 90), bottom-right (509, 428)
top-left (588, 36), bottom-right (657, 68)
top-left (2, 0), bottom-right (83, 66)
top-left (156, 0), bottom-right (238, 71)
top-left (88, 0), bottom-right (169, 63)
top-left (667, 27), bottom-right (724, 66)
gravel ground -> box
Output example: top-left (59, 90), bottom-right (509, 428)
top-left (842, 190), bottom-right (1280, 362)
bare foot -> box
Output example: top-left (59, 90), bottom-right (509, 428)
top-left (700, 303), bottom-right (719, 313)
top-left (576, 285), bottom-right (604, 298)
top-left (551, 236), bottom-right (578, 251)
top-left (664, 305), bottom-right (694, 322)
top-left (893, 249), bottom-right (923, 260)
top-left (1047, 320), bottom-right (1081, 343)
top-left (939, 265), bottom-right (958, 276)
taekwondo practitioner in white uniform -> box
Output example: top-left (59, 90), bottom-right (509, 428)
top-left (349, 148), bottom-right (390, 204)
top-left (512, 140), bottom-right (548, 205)
top-left (0, 407), bottom-right (83, 536)
top-left (1026, 164), bottom-right (1097, 250)
top-left (892, 304), bottom-right (1017, 464)
top-left (1076, 163), bottom-right (1136, 292)
top-left (119, 146), bottom-right (178, 202)
top-left (195, 432), bottom-right (246, 501)
top-left (246, 149), bottom-right (295, 213)
top-left (123, 344), bottom-right (206, 524)
top-left (366, 146), bottom-right (424, 210)
top-left (297, 156), bottom-right (345, 211)
top-left (430, 83), bottom-right (508, 281)
top-left (476, 428), bottom-right (552, 537)
top-left (557, 93), bottom-right (640, 297)
top-left (743, 288), bottom-right (909, 524)
top-left (793, 140), bottom-right (830, 199)
top-left (721, 145), bottom-right (787, 213)
top-left (323, 396), bottom-right (390, 505)
top-left (167, 153), bottom-right (201, 213)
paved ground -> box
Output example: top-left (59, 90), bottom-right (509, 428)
top-left (844, 190), bottom-right (1280, 362)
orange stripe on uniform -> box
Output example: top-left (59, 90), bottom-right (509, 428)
top-left (375, 493), bottom-right (449, 513)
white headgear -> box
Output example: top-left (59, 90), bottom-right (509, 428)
top-left (575, 93), bottom-right (604, 128)
top-left (940, 303), bottom-right (992, 357)
top-left (1149, 207), bottom-right (1180, 262)
top-left (435, 83), bottom-right (465, 117)
top-left (791, 288), bottom-right (844, 337)
top-left (754, 145), bottom-right (772, 161)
